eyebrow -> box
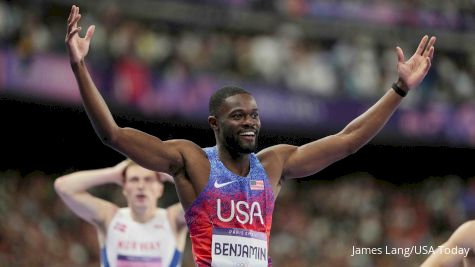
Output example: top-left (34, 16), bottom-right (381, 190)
top-left (229, 108), bottom-right (259, 113)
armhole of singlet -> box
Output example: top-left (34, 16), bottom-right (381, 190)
top-left (169, 249), bottom-right (182, 267)
top-left (184, 147), bottom-right (216, 215)
top-left (100, 247), bottom-right (110, 267)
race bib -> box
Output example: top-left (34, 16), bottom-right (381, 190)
top-left (211, 227), bottom-right (268, 267)
top-left (117, 255), bottom-right (162, 267)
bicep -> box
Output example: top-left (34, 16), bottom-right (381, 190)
top-left (110, 127), bottom-right (185, 174)
top-left (57, 190), bottom-right (117, 227)
top-left (284, 133), bottom-right (353, 179)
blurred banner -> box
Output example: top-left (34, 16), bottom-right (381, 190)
top-left (2, 49), bottom-right (475, 146)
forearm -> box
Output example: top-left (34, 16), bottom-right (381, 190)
top-left (71, 60), bottom-right (119, 143)
top-left (54, 167), bottom-right (120, 196)
top-left (70, 61), bottom-right (174, 171)
top-left (340, 89), bottom-right (402, 151)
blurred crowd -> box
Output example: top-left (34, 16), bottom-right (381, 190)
top-left (179, 0), bottom-right (475, 30)
top-left (1, 0), bottom-right (474, 109)
top-left (1, 170), bottom-right (474, 266)
top-left (271, 174), bottom-right (470, 267)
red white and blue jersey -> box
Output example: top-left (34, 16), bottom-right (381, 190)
top-left (185, 146), bottom-right (275, 267)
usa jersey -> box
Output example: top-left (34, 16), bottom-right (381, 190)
top-left (185, 146), bottom-right (275, 267)
top-left (101, 208), bottom-right (182, 267)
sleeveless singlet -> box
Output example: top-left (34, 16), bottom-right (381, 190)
top-left (101, 208), bottom-right (182, 267)
top-left (185, 146), bottom-right (275, 267)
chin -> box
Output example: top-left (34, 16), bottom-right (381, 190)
top-left (226, 137), bottom-right (257, 154)
top-left (239, 144), bottom-right (256, 153)
top-left (132, 202), bottom-right (148, 209)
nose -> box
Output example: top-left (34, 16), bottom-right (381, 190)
top-left (242, 115), bottom-right (257, 127)
top-left (137, 179), bottom-right (145, 189)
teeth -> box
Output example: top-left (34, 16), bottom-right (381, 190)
top-left (240, 132), bottom-right (255, 136)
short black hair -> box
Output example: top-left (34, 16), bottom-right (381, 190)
top-left (209, 86), bottom-right (250, 116)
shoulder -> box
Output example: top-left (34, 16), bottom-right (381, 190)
top-left (109, 207), bottom-right (127, 220)
top-left (165, 203), bottom-right (187, 232)
top-left (166, 203), bottom-right (184, 220)
top-left (164, 139), bottom-right (206, 156)
top-left (155, 207), bottom-right (168, 217)
top-left (100, 206), bottom-right (121, 234)
top-left (256, 144), bottom-right (298, 185)
top-left (257, 144), bottom-right (297, 163)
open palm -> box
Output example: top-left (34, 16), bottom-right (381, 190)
top-left (396, 35), bottom-right (436, 91)
top-left (65, 5), bottom-right (95, 64)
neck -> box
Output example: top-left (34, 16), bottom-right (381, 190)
top-left (130, 206), bottom-right (157, 223)
top-left (217, 143), bottom-right (251, 177)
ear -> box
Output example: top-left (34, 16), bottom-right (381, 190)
top-left (158, 182), bottom-right (164, 196)
top-left (208, 116), bottom-right (219, 131)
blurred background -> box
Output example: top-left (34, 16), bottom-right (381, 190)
top-left (1, 0), bottom-right (475, 266)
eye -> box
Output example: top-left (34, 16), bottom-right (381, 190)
top-left (144, 176), bottom-right (154, 183)
top-left (231, 113), bottom-right (243, 120)
top-left (251, 112), bottom-right (259, 119)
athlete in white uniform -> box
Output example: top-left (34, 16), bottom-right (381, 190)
top-left (55, 160), bottom-right (188, 267)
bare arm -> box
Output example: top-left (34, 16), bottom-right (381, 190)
top-left (421, 221), bottom-right (475, 267)
top-left (167, 202), bottom-right (188, 251)
top-left (65, 5), bottom-right (184, 174)
top-left (54, 160), bottom-right (128, 226)
top-left (268, 35), bottom-right (436, 179)
top-left (161, 172), bottom-right (186, 228)
top-left (168, 202), bottom-right (186, 230)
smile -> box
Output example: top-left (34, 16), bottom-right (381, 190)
top-left (239, 132), bottom-right (255, 136)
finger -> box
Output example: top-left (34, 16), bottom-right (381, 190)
top-left (423, 36), bottom-right (436, 57)
top-left (68, 14), bottom-right (81, 34)
top-left (71, 13), bottom-right (81, 26)
top-left (414, 35), bottom-right (429, 56)
top-left (72, 6), bottom-right (79, 28)
top-left (396, 46), bottom-right (405, 63)
top-left (73, 11), bottom-right (81, 28)
top-left (421, 57), bottom-right (431, 75)
top-left (428, 46), bottom-right (434, 60)
top-left (67, 5), bottom-right (74, 23)
top-left (67, 27), bottom-right (81, 41)
top-left (85, 25), bottom-right (95, 42)
top-left (73, 5), bottom-right (78, 21)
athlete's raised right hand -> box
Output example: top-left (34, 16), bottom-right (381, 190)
top-left (65, 5), bottom-right (95, 65)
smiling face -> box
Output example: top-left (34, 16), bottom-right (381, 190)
top-left (210, 93), bottom-right (261, 154)
top-left (122, 164), bottom-right (164, 212)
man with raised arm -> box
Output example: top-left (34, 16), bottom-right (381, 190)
top-left (55, 160), bottom-right (188, 267)
top-left (65, 5), bottom-right (436, 266)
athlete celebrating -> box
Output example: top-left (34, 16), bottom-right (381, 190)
top-left (65, 5), bottom-right (435, 266)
